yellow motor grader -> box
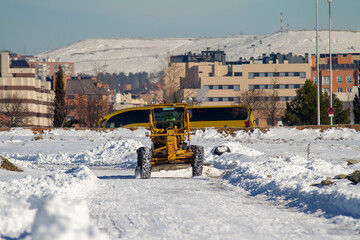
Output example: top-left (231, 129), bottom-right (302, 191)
top-left (135, 103), bottom-right (204, 179)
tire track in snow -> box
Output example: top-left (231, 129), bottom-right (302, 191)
top-left (87, 169), bottom-right (356, 240)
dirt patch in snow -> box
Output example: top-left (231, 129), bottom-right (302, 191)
top-left (0, 156), bottom-right (23, 172)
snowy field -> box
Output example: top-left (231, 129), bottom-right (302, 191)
top-left (1, 127), bottom-right (360, 239)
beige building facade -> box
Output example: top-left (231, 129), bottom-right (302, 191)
top-left (170, 52), bottom-right (311, 126)
top-left (0, 51), bottom-right (55, 127)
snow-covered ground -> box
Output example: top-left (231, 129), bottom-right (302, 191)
top-left (1, 127), bottom-right (360, 239)
top-left (36, 30), bottom-right (360, 74)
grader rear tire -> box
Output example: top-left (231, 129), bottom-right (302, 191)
top-left (191, 145), bottom-right (204, 177)
top-left (137, 147), bottom-right (152, 179)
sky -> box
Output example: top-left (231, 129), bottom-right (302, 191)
top-left (1, 0), bottom-right (359, 55)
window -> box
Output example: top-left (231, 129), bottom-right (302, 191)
top-left (337, 88), bottom-right (343, 92)
top-left (300, 72), bottom-right (306, 78)
top-left (314, 76), bottom-right (318, 83)
top-left (189, 107), bottom-right (249, 121)
top-left (106, 110), bottom-right (149, 128)
top-left (322, 76), bottom-right (330, 85)
top-left (346, 87), bottom-right (352, 92)
top-left (267, 118), bottom-right (273, 126)
top-left (346, 76), bottom-right (352, 84)
top-left (67, 95), bottom-right (74, 100)
top-left (234, 72), bottom-right (242, 76)
top-left (322, 88), bottom-right (330, 93)
top-left (209, 73), bottom-right (213, 77)
top-left (234, 85), bottom-right (240, 91)
top-left (337, 76), bottom-right (343, 83)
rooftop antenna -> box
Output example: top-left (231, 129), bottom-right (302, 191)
top-left (280, 12), bottom-right (284, 32)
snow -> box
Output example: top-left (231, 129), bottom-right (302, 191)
top-left (1, 127), bottom-right (360, 239)
top-left (36, 30), bottom-right (360, 74)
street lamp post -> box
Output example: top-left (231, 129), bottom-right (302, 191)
top-left (328, 0), bottom-right (333, 125)
top-left (316, 0), bottom-right (320, 125)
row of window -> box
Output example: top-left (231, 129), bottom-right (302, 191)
top-left (253, 96), bottom-right (296, 101)
top-left (207, 97), bottom-right (235, 102)
top-left (204, 85), bottom-right (240, 91)
top-left (248, 84), bottom-right (303, 90)
top-left (314, 76), bottom-right (353, 84)
top-left (249, 72), bottom-right (306, 79)
top-left (322, 87), bottom-right (353, 93)
top-left (205, 96), bottom-right (295, 102)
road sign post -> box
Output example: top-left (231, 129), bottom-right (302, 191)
top-left (327, 107), bottom-right (335, 119)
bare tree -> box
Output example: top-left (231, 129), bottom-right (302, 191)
top-left (162, 62), bottom-right (184, 103)
top-left (237, 88), bottom-right (266, 111)
top-left (73, 95), bottom-right (88, 127)
top-left (0, 93), bottom-right (31, 127)
top-left (261, 76), bottom-right (285, 126)
top-left (86, 93), bottom-right (109, 128)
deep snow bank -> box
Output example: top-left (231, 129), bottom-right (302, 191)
top-left (219, 127), bottom-right (360, 221)
top-left (0, 166), bottom-right (105, 240)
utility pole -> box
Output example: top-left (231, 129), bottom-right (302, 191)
top-left (328, 0), bottom-right (333, 125)
top-left (316, 0), bottom-right (320, 125)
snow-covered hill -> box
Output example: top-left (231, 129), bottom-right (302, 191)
top-left (37, 30), bottom-right (360, 75)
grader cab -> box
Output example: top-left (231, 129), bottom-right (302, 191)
top-left (135, 103), bottom-right (204, 179)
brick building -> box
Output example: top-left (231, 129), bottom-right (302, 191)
top-left (310, 53), bottom-right (360, 94)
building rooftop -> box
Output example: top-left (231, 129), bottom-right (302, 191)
top-left (66, 79), bottom-right (109, 95)
top-left (10, 60), bottom-right (30, 68)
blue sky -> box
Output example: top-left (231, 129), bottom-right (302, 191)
top-left (1, 0), bottom-right (359, 55)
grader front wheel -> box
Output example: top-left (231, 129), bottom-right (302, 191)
top-left (137, 147), bottom-right (152, 179)
top-left (191, 145), bottom-right (204, 177)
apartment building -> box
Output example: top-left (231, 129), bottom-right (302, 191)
top-left (170, 51), bottom-right (310, 126)
top-left (27, 58), bottom-right (74, 85)
top-left (0, 51), bottom-right (55, 127)
top-left (310, 53), bottom-right (360, 95)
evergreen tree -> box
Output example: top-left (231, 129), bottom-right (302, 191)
top-left (53, 66), bottom-right (66, 127)
top-left (283, 80), bottom-right (350, 126)
top-left (353, 87), bottom-right (360, 124)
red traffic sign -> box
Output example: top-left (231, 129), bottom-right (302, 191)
top-left (327, 107), bottom-right (335, 115)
